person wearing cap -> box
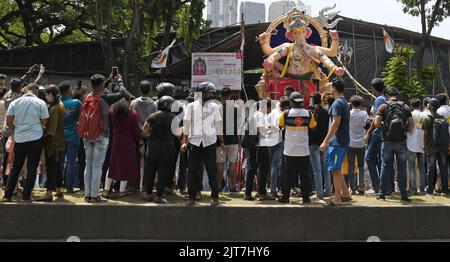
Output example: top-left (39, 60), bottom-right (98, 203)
top-left (373, 87), bottom-right (414, 202)
top-left (2, 84), bottom-right (49, 202)
top-left (406, 99), bottom-right (426, 194)
top-left (82, 72), bottom-right (128, 203)
top-left (320, 79), bottom-right (352, 205)
top-left (347, 95), bottom-right (368, 194)
top-left (216, 87), bottom-right (240, 194)
top-left (308, 92), bottom-right (331, 199)
top-left (278, 92), bottom-right (316, 204)
top-left (423, 98), bottom-right (449, 196)
top-left (181, 82), bottom-right (224, 207)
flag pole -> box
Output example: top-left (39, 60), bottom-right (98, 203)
top-left (240, 12), bottom-right (248, 101)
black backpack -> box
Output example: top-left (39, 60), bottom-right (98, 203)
top-left (383, 101), bottom-right (408, 141)
top-left (431, 116), bottom-right (449, 145)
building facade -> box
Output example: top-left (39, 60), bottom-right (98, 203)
top-left (207, 0), bottom-right (238, 27)
top-left (268, 0), bottom-right (311, 22)
top-left (240, 1), bottom-right (266, 24)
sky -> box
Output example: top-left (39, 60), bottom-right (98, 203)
top-left (204, 0), bottom-right (450, 40)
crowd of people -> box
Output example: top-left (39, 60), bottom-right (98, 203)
top-left (0, 65), bottom-right (449, 206)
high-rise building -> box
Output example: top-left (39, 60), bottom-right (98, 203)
top-left (207, 0), bottom-right (238, 27)
top-left (268, 0), bottom-right (311, 22)
top-left (240, 1), bottom-right (266, 24)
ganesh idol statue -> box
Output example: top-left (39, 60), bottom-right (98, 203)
top-left (257, 5), bottom-right (345, 107)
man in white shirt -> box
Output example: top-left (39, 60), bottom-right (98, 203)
top-left (2, 84), bottom-right (49, 202)
top-left (347, 96), bottom-right (368, 194)
top-left (407, 99), bottom-right (426, 194)
top-left (182, 82), bottom-right (224, 207)
top-left (245, 99), bottom-right (280, 201)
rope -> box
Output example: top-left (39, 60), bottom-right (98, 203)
top-left (336, 55), bottom-right (376, 99)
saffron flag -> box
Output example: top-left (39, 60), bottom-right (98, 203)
top-left (151, 39), bottom-right (176, 69)
top-left (382, 28), bottom-right (395, 53)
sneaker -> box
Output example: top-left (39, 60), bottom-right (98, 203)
top-left (365, 189), bottom-right (379, 196)
top-left (210, 199), bottom-right (220, 207)
top-left (401, 196), bottom-right (412, 203)
top-left (90, 196), bottom-right (108, 203)
top-left (154, 197), bottom-right (168, 204)
top-left (440, 192), bottom-right (448, 197)
top-left (178, 188), bottom-right (187, 195)
top-left (84, 197), bottom-right (91, 203)
top-left (186, 198), bottom-right (196, 207)
top-left (66, 187), bottom-right (75, 194)
top-left (243, 195), bottom-right (256, 201)
top-left (377, 195), bottom-right (386, 201)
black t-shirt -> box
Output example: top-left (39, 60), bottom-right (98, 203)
top-left (146, 111), bottom-right (176, 144)
top-left (217, 102), bottom-right (239, 146)
top-left (309, 107), bottom-right (329, 146)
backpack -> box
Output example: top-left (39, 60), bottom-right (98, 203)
top-left (431, 116), bottom-right (449, 145)
top-left (383, 101), bottom-right (408, 141)
top-left (77, 92), bottom-right (105, 140)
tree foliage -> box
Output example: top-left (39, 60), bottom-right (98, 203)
top-left (398, 0), bottom-right (450, 80)
top-left (0, 0), bottom-right (208, 92)
top-left (382, 46), bottom-right (439, 100)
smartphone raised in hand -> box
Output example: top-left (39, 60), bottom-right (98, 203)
top-left (112, 66), bottom-right (118, 77)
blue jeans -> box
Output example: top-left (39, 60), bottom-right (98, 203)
top-left (407, 150), bottom-right (426, 192)
top-left (64, 139), bottom-right (80, 189)
top-left (309, 145), bottom-right (331, 197)
top-left (268, 143), bottom-right (283, 193)
top-left (380, 141), bottom-right (408, 197)
top-left (426, 151), bottom-right (449, 194)
top-left (83, 136), bottom-right (109, 198)
top-left (365, 131), bottom-right (382, 192)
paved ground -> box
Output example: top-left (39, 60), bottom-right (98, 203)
top-left (2, 188), bottom-right (450, 207)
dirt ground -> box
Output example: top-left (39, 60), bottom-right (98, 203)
top-left (2, 188), bottom-right (450, 207)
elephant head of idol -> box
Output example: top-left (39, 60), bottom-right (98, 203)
top-left (258, 6), bottom-right (343, 58)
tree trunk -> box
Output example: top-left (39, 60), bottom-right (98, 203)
top-left (123, 1), bottom-right (143, 94)
top-left (162, 14), bottom-right (174, 48)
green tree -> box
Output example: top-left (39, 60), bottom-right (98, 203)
top-left (0, 0), bottom-right (94, 47)
top-left (382, 46), bottom-right (439, 100)
top-left (398, 0), bottom-right (450, 81)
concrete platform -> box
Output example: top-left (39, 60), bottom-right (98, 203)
top-left (1, 191), bottom-right (450, 241)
